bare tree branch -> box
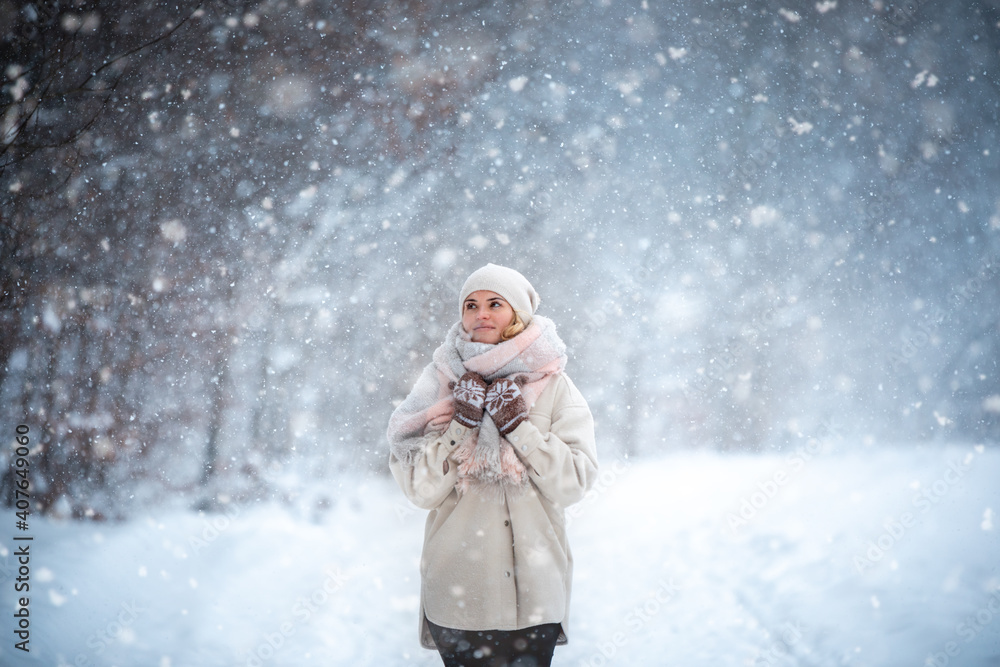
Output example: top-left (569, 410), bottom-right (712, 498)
top-left (0, 2), bottom-right (203, 177)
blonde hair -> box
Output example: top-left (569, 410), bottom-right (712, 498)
top-left (500, 310), bottom-right (528, 341)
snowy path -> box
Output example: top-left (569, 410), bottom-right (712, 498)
top-left (1, 444), bottom-right (998, 666)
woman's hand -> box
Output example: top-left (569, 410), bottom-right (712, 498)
top-left (485, 378), bottom-right (529, 436)
top-left (453, 371), bottom-right (488, 427)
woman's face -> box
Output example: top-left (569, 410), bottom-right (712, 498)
top-left (462, 290), bottom-right (515, 344)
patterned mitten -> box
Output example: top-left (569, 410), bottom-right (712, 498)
top-left (453, 371), bottom-right (488, 428)
top-left (485, 378), bottom-right (529, 436)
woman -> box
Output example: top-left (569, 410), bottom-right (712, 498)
top-left (387, 263), bottom-right (599, 667)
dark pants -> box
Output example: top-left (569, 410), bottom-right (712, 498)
top-left (426, 618), bottom-right (561, 667)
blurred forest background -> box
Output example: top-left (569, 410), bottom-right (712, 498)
top-left (1, 0), bottom-right (998, 520)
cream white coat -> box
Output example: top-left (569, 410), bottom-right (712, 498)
top-left (389, 372), bottom-right (598, 649)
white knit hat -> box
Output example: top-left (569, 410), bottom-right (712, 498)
top-left (459, 263), bottom-right (540, 323)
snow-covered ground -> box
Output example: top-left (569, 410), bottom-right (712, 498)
top-left (2, 443), bottom-right (998, 666)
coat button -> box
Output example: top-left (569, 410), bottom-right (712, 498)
top-left (450, 440), bottom-right (456, 446)
top-left (504, 520), bottom-right (509, 527)
top-left (505, 571), bottom-right (511, 577)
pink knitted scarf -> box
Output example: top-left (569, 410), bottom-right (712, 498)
top-left (387, 315), bottom-right (567, 497)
